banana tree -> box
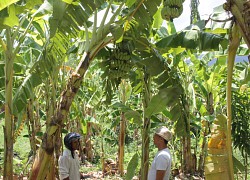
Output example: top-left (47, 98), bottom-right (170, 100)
top-left (134, 42), bottom-right (184, 179)
top-left (29, 4), bottom-right (119, 177)
top-left (140, 69), bottom-right (152, 180)
top-left (225, 23), bottom-right (241, 180)
top-left (175, 55), bottom-right (196, 174)
top-left (2, 27), bottom-right (15, 180)
top-left (117, 80), bottom-right (132, 176)
top-left (99, 28), bottom-right (185, 177)
top-left (0, 1), bottom-right (43, 177)
top-left (98, 39), bottom-right (135, 175)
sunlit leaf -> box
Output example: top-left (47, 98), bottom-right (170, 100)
top-left (62, 0), bottom-right (73, 4)
top-left (152, 7), bottom-right (162, 29)
top-left (2, 5), bottom-right (19, 27)
top-left (0, 0), bottom-right (19, 11)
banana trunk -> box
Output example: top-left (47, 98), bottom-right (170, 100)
top-left (29, 52), bottom-right (91, 179)
top-left (140, 72), bottom-right (152, 180)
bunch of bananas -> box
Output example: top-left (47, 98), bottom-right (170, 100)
top-left (109, 49), bottom-right (133, 79)
top-left (161, 0), bottom-right (185, 21)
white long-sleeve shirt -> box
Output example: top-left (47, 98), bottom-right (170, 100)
top-left (58, 149), bottom-right (81, 180)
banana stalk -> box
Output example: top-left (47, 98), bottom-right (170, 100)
top-left (3, 28), bottom-right (14, 179)
top-left (227, 23), bottom-right (241, 180)
top-left (118, 80), bottom-right (130, 176)
top-left (141, 71), bottom-right (152, 180)
top-left (1, 12), bottom-right (35, 178)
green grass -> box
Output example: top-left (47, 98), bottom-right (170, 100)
top-left (0, 119), bottom-right (31, 175)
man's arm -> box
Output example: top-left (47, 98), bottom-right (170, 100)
top-left (58, 156), bottom-right (70, 180)
top-left (156, 170), bottom-right (166, 180)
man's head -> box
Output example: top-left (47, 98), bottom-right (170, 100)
top-left (154, 126), bottom-right (172, 147)
top-left (64, 132), bottom-right (81, 151)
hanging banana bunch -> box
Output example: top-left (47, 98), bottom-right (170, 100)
top-left (161, 0), bottom-right (185, 21)
top-left (109, 48), bottom-right (133, 79)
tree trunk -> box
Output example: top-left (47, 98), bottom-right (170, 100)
top-left (101, 136), bottom-right (105, 178)
top-left (198, 121), bottom-right (208, 175)
top-left (118, 112), bottom-right (126, 176)
top-left (118, 79), bottom-right (129, 176)
top-left (226, 23), bottom-right (241, 180)
top-left (84, 107), bottom-right (94, 162)
top-left (244, 153), bottom-right (248, 180)
top-left (85, 121), bottom-right (94, 162)
top-left (182, 136), bottom-right (192, 174)
top-left (3, 28), bottom-right (14, 180)
top-left (141, 117), bottom-right (151, 180)
top-left (27, 100), bottom-right (38, 156)
top-left (29, 52), bottom-right (91, 179)
top-left (198, 92), bottom-right (213, 175)
top-left (181, 95), bottom-right (192, 174)
top-left (46, 154), bottom-right (56, 180)
top-left (54, 129), bottom-right (62, 179)
top-left (140, 72), bottom-right (151, 180)
top-left (76, 117), bottom-right (85, 164)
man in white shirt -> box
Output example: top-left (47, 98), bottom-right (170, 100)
top-left (148, 126), bottom-right (173, 180)
top-left (58, 132), bottom-right (86, 180)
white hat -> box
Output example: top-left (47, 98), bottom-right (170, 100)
top-left (155, 126), bottom-right (172, 141)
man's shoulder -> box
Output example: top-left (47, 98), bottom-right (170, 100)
top-left (60, 149), bottom-right (72, 158)
top-left (159, 148), bottom-right (170, 153)
top-left (157, 148), bottom-right (171, 157)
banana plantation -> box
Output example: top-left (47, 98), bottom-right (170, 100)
top-left (0, 0), bottom-right (250, 179)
